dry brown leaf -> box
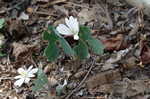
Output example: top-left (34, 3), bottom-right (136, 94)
top-left (12, 42), bottom-right (36, 60)
top-left (140, 40), bottom-right (150, 65)
top-left (88, 79), bottom-right (150, 98)
top-left (126, 0), bottom-right (150, 16)
top-left (102, 34), bottom-right (128, 51)
top-left (40, 0), bottom-right (67, 7)
top-left (44, 63), bottom-right (57, 73)
top-left (74, 70), bottom-right (87, 78)
top-left (86, 69), bottom-right (121, 89)
top-left (122, 57), bottom-right (137, 69)
top-left (101, 48), bottom-right (130, 71)
top-left (48, 76), bottom-right (58, 87)
top-left (7, 19), bottom-right (29, 40)
top-left (78, 8), bottom-right (96, 24)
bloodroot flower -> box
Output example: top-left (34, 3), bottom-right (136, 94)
top-left (14, 66), bottom-right (38, 87)
top-left (56, 16), bottom-right (79, 40)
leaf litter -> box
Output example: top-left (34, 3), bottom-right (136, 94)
top-left (1, 0), bottom-right (150, 99)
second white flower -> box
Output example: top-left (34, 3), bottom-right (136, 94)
top-left (14, 66), bottom-right (38, 87)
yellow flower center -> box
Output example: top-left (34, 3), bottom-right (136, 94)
top-left (20, 72), bottom-right (28, 77)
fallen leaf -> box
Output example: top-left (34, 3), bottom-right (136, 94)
top-left (88, 79), bottom-right (150, 98)
top-left (122, 57), bottom-right (137, 69)
top-left (78, 8), bottom-right (96, 24)
top-left (44, 63), bottom-right (57, 73)
top-left (101, 48), bottom-right (131, 71)
top-left (140, 40), bottom-right (150, 64)
top-left (7, 19), bottom-right (30, 40)
top-left (111, 79), bottom-right (147, 97)
top-left (74, 70), bottom-right (87, 78)
top-left (48, 76), bottom-right (58, 87)
top-left (12, 42), bottom-right (37, 63)
top-left (53, 5), bottom-right (68, 16)
top-left (102, 34), bottom-right (128, 51)
top-left (86, 69), bottom-right (121, 89)
top-left (125, 0), bottom-right (150, 16)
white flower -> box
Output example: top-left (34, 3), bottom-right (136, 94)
top-left (56, 16), bottom-right (79, 40)
top-left (14, 66), bottom-right (38, 87)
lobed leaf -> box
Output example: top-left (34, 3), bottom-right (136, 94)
top-left (43, 31), bottom-right (51, 41)
top-left (87, 38), bottom-right (105, 55)
top-left (79, 25), bottom-right (92, 40)
top-left (43, 26), bottom-right (59, 42)
top-left (32, 68), bottom-right (48, 91)
top-left (44, 42), bottom-right (60, 61)
top-left (74, 40), bottom-right (89, 59)
top-left (59, 37), bottom-right (75, 56)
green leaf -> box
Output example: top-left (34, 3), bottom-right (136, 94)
top-left (0, 19), bottom-right (5, 29)
top-left (87, 38), bottom-right (104, 55)
top-left (79, 25), bottom-right (92, 41)
top-left (43, 31), bottom-right (51, 40)
top-left (59, 37), bottom-right (75, 56)
top-left (48, 25), bottom-right (61, 38)
top-left (48, 25), bottom-right (54, 31)
top-left (32, 68), bottom-right (48, 91)
top-left (43, 31), bottom-right (51, 41)
top-left (79, 25), bottom-right (104, 55)
top-left (43, 26), bottom-right (59, 42)
top-left (44, 42), bottom-right (60, 61)
top-left (74, 40), bottom-right (89, 59)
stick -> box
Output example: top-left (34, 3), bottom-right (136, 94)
top-left (65, 61), bottom-right (95, 99)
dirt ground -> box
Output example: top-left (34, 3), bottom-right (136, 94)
top-left (1, 0), bottom-right (150, 99)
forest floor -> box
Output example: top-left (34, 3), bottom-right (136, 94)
top-left (0, 0), bottom-right (150, 99)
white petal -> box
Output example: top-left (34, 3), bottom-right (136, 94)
top-left (14, 75), bottom-right (22, 79)
top-left (73, 34), bottom-right (79, 40)
top-left (65, 16), bottom-right (79, 34)
top-left (56, 24), bottom-right (73, 36)
top-left (18, 68), bottom-right (25, 74)
top-left (24, 77), bottom-right (30, 83)
top-left (65, 17), bottom-right (73, 30)
top-left (28, 68), bottom-right (38, 74)
top-left (27, 74), bottom-right (35, 78)
top-left (70, 16), bottom-right (79, 33)
top-left (27, 65), bottom-right (33, 72)
top-left (14, 78), bottom-right (25, 87)
top-left (74, 20), bottom-right (79, 33)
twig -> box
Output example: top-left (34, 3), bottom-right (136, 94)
top-left (0, 77), bottom-right (13, 80)
top-left (96, 0), bottom-right (113, 30)
top-left (66, 2), bottom-right (90, 9)
top-left (0, 0), bottom-right (30, 14)
top-left (34, 11), bottom-right (54, 16)
top-left (65, 61), bottom-right (95, 99)
top-left (105, 5), bottom-right (113, 30)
